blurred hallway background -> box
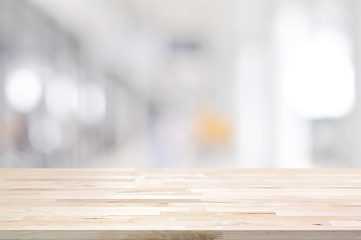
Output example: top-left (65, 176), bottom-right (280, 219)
top-left (0, 0), bottom-right (360, 168)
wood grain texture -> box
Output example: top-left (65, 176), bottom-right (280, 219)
top-left (0, 169), bottom-right (360, 239)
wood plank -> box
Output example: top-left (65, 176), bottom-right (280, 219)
top-left (0, 169), bottom-right (360, 239)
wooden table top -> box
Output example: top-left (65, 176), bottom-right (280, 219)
top-left (0, 169), bottom-right (360, 240)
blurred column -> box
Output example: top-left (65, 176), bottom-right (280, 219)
top-left (349, 0), bottom-right (361, 167)
top-left (273, 0), bottom-right (312, 167)
top-left (236, 0), bottom-right (276, 167)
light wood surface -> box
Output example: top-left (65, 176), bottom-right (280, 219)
top-left (0, 169), bottom-right (360, 239)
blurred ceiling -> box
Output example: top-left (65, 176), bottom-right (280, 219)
top-left (29, 0), bottom-right (240, 103)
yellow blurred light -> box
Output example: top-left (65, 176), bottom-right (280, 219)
top-left (195, 110), bottom-right (232, 145)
